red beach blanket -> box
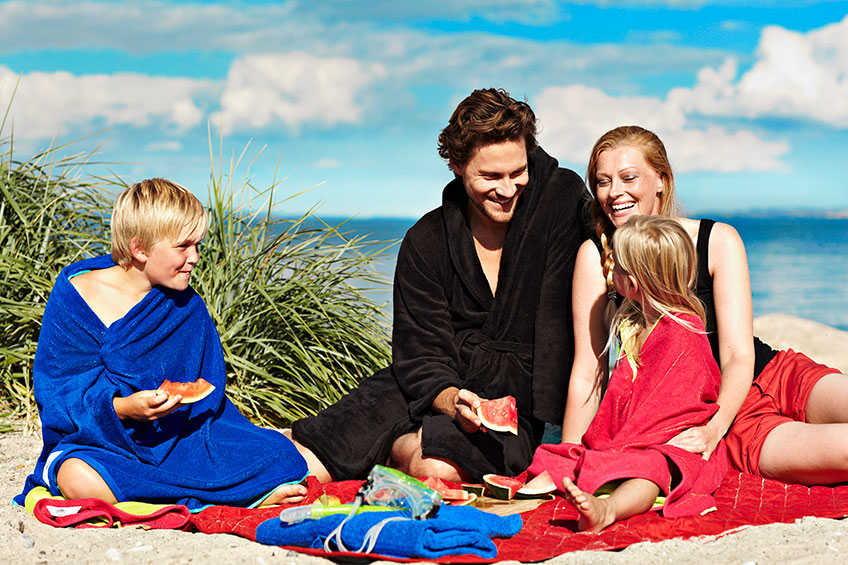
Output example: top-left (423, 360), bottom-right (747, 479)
top-left (191, 472), bottom-right (848, 562)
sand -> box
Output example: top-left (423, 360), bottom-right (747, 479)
top-left (2, 313), bottom-right (848, 564)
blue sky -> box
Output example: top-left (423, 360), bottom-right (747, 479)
top-left (1, 0), bottom-right (846, 218)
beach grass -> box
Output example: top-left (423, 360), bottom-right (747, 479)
top-left (0, 130), bottom-right (392, 431)
top-left (0, 133), bottom-right (112, 428)
top-left (194, 136), bottom-right (392, 426)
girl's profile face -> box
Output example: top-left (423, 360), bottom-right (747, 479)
top-left (612, 255), bottom-right (634, 300)
top-left (594, 145), bottom-right (664, 228)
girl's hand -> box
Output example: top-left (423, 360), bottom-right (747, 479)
top-left (666, 422), bottom-right (723, 460)
top-left (113, 389), bottom-right (183, 421)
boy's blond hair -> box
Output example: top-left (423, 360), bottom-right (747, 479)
top-left (111, 178), bottom-right (208, 267)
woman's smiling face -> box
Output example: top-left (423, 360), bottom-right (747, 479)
top-left (594, 145), bottom-right (665, 228)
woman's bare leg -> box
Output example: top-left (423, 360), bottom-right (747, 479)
top-left (56, 458), bottom-right (117, 503)
top-left (758, 373), bottom-right (848, 485)
top-left (389, 429), bottom-right (469, 481)
top-left (562, 477), bottom-right (659, 532)
top-left (758, 421), bottom-right (848, 485)
top-left (804, 373), bottom-right (848, 424)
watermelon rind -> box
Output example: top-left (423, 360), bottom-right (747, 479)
top-left (461, 483), bottom-right (486, 497)
top-left (515, 470), bottom-right (557, 498)
top-left (482, 474), bottom-right (524, 500)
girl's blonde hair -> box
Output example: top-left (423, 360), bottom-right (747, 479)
top-left (610, 215), bottom-right (705, 367)
top-left (111, 178), bottom-right (208, 267)
top-left (586, 126), bottom-right (680, 305)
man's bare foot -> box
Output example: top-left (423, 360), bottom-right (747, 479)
top-left (261, 483), bottom-right (308, 506)
top-left (562, 477), bottom-right (615, 532)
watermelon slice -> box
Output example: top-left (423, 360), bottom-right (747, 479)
top-left (482, 474), bottom-right (524, 500)
top-left (448, 492), bottom-right (477, 506)
top-left (158, 378), bottom-right (215, 404)
top-left (476, 396), bottom-right (518, 435)
top-left (515, 470), bottom-right (556, 498)
top-left (423, 477), bottom-right (470, 501)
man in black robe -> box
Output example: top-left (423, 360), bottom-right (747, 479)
top-left (291, 88), bottom-right (589, 482)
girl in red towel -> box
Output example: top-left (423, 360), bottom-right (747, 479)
top-left (530, 215), bottom-right (727, 531)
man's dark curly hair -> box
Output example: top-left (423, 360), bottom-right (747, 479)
top-left (437, 88), bottom-right (537, 169)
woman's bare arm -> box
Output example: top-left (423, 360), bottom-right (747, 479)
top-left (668, 221), bottom-right (756, 457)
top-left (561, 240), bottom-right (611, 443)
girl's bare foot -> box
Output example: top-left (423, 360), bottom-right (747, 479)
top-left (261, 482), bottom-right (308, 506)
top-left (562, 477), bottom-right (615, 532)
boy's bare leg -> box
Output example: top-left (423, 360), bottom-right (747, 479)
top-left (562, 477), bottom-right (659, 532)
top-left (56, 458), bottom-right (118, 503)
top-left (282, 429), bottom-right (334, 483)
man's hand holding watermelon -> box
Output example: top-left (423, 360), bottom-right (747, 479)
top-left (433, 387), bottom-right (486, 434)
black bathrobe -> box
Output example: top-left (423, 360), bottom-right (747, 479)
top-left (292, 146), bottom-right (589, 480)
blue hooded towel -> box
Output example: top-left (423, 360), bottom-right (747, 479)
top-left (15, 255), bottom-right (308, 510)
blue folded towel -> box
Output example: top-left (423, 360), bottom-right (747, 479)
top-left (255, 504), bottom-right (522, 559)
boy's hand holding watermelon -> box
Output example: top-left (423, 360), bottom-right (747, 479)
top-left (112, 388), bottom-right (182, 422)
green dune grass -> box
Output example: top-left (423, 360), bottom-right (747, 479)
top-left (0, 131), bottom-right (392, 431)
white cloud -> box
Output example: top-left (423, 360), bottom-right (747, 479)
top-left (0, 0), bottom-right (731, 117)
top-left (0, 48), bottom-right (387, 141)
top-left (536, 84), bottom-right (788, 173)
top-left (144, 140), bottom-right (183, 152)
top-left (0, 1), bottom-right (300, 53)
top-left (719, 20), bottom-right (747, 32)
top-left (212, 53), bottom-right (386, 135)
top-left (307, 0), bottom-right (563, 25)
top-left (573, 0), bottom-right (822, 6)
top-left (535, 15), bottom-right (848, 175)
top-left (0, 65), bottom-right (214, 140)
top-left (665, 126), bottom-right (788, 173)
top-left (315, 158), bottom-right (340, 169)
top-left (0, 0), bottom-right (563, 53)
top-left (671, 15), bottom-right (848, 127)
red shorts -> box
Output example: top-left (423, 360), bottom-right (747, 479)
top-left (725, 349), bottom-right (839, 476)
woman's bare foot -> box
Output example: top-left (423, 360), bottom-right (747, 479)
top-left (261, 482), bottom-right (308, 506)
top-left (562, 477), bottom-right (615, 532)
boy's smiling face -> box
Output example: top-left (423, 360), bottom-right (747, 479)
top-left (139, 225), bottom-right (202, 291)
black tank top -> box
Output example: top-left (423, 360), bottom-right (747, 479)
top-left (695, 219), bottom-right (777, 378)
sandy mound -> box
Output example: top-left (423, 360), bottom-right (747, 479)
top-left (754, 314), bottom-right (848, 373)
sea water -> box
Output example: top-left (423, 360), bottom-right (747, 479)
top-left (329, 215), bottom-right (848, 331)
top-left (717, 216), bottom-right (848, 331)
